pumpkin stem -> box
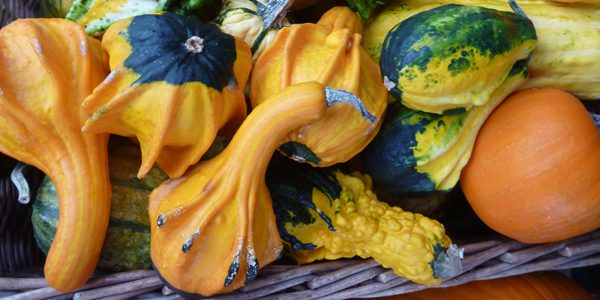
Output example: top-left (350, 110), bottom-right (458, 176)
top-left (10, 162), bottom-right (31, 204)
top-left (325, 87), bottom-right (377, 123)
top-left (509, 0), bottom-right (528, 19)
top-left (185, 36), bottom-right (204, 53)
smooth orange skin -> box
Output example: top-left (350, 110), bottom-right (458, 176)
top-left (250, 9), bottom-right (387, 167)
top-left (380, 272), bottom-right (593, 300)
top-left (317, 6), bottom-right (363, 35)
top-left (460, 88), bottom-right (600, 243)
top-left (0, 19), bottom-right (111, 291)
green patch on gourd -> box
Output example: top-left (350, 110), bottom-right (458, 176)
top-left (279, 141), bottom-right (322, 165)
top-left (379, 4), bottom-right (536, 114)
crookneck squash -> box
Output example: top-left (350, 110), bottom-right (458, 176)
top-left (266, 155), bottom-right (461, 285)
top-left (32, 138), bottom-right (169, 272)
top-left (365, 60), bottom-right (529, 195)
top-left (0, 19), bottom-right (110, 291)
top-left (150, 82), bottom-right (374, 296)
top-left (460, 88), bottom-right (600, 243)
top-left (216, 0), bottom-right (291, 60)
top-left (82, 12), bottom-right (252, 179)
top-left (65, 0), bottom-right (211, 35)
top-left (250, 7), bottom-right (387, 167)
top-left (379, 4), bottom-right (536, 114)
top-left (364, 0), bottom-right (600, 101)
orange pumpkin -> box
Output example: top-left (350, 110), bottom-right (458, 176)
top-left (460, 88), bottom-right (600, 243)
top-left (382, 272), bottom-right (593, 300)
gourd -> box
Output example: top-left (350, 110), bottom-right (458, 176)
top-left (347, 0), bottom-right (391, 19)
top-left (363, 0), bottom-right (600, 100)
top-left (460, 88), bottom-right (600, 243)
top-left (32, 138), bottom-right (168, 272)
top-left (216, 0), bottom-right (291, 60)
top-left (65, 0), bottom-right (210, 35)
top-left (0, 19), bottom-right (110, 291)
top-left (82, 12), bottom-right (252, 179)
top-left (391, 272), bottom-right (594, 300)
top-left (250, 7), bottom-right (387, 167)
top-left (379, 4), bottom-right (537, 114)
top-left (266, 155), bottom-right (462, 285)
top-left (364, 32), bottom-right (533, 195)
top-left (317, 6), bottom-right (363, 34)
top-left (149, 82), bottom-right (374, 296)
top-left (39, 0), bottom-right (73, 17)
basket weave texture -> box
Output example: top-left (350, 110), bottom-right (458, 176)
top-left (1, 1), bottom-right (600, 299)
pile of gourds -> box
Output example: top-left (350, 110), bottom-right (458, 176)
top-left (0, 0), bottom-right (598, 297)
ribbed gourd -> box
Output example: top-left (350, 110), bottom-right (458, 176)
top-left (65, 0), bottom-right (210, 35)
top-left (149, 82), bottom-right (375, 296)
top-left (82, 12), bottom-right (252, 179)
top-left (250, 7), bottom-right (388, 167)
top-left (365, 56), bottom-right (532, 195)
top-left (216, 0), bottom-right (291, 60)
top-left (0, 19), bottom-right (110, 291)
top-left (266, 155), bottom-right (462, 285)
top-left (363, 0), bottom-right (600, 100)
top-left (379, 4), bottom-right (537, 114)
top-left (32, 138), bottom-right (169, 272)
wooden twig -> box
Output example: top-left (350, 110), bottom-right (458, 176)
top-left (240, 260), bottom-right (354, 292)
top-left (307, 260), bottom-right (379, 289)
top-left (0, 277), bottom-right (46, 290)
top-left (6, 270), bottom-right (156, 300)
top-left (73, 276), bottom-right (162, 300)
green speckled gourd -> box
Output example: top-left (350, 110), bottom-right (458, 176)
top-left (379, 4), bottom-right (536, 113)
top-left (266, 155), bottom-right (462, 285)
top-left (32, 139), bottom-right (168, 272)
top-left (364, 0), bottom-right (600, 101)
top-left (65, 0), bottom-right (212, 35)
top-left (364, 60), bottom-right (529, 195)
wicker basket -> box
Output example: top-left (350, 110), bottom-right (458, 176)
top-left (1, 2), bottom-right (600, 299)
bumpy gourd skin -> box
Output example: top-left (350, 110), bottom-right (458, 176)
top-left (268, 158), bottom-right (455, 285)
top-left (149, 82), bottom-right (329, 296)
top-left (379, 4), bottom-right (537, 114)
top-left (82, 13), bottom-right (252, 179)
top-left (250, 7), bottom-right (388, 167)
top-left (0, 19), bottom-right (111, 291)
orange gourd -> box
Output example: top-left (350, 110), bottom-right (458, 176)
top-left (150, 82), bottom-right (332, 296)
top-left (317, 6), bottom-right (363, 34)
top-left (460, 88), bottom-right (600, 243)
top-left (0, 19), bottom-right (110, 290)
top-left (383, 272), bottom-right (593, 300)
top-left (250, 7), bottom-right (387, 167)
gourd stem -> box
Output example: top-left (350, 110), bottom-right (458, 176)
top-left (256, 0), bottom-right (293, 30)
top-left (10, 162), bottom-right (30, 204)
top-left (591, 113), bottom-right (600, 130)
top-left (185, 36), bottom-right (204, 54)
top-left (325, 87), bottom-right (377, 123)
top-left (431, 244), bottom-right (463, 279)
top-left (509, 0), bottom-right (528, 18)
